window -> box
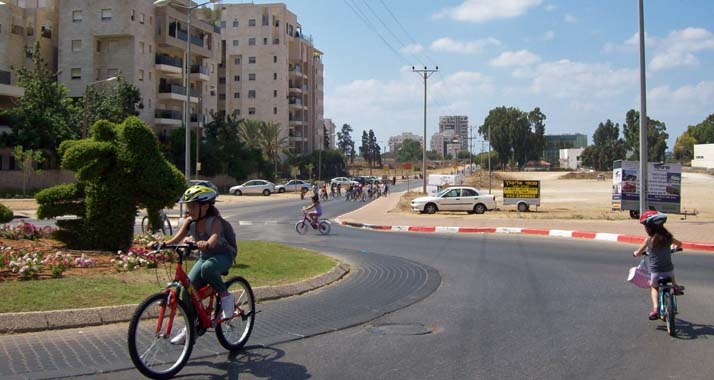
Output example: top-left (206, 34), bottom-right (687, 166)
top-left (273, 38), bottom-right (280, 45)
top-left (96, 41), bottom-right (102, 52)
top-left (263, 37), bottom-right (268, 45)
top-left (234, 92), bottom-right (240, 99)
top-left (149, 72), bottom-right (152, 81)
top-left (220, 21), bottom-right (226, 28)
top-left (139, 41), bottom-right (144, 53)
top-left (248, 19), bottom-right (256, 27)
top-left (72, 10), bottom-right (82, 22)
top-left (235, 109), bottom-right (241, 115)
top-left (248, 73), bottom-right (256, 81)
top-left (71, 39), bottom-right (82, 52)
top-left (234, 57), bottom-right (240, 65)
top-left (232, 20), bottom-right (238, 27)
top-left (131, 9), bottom-right (135, 21)
top-left (232, 39), bottom-right (239, 46)
top-left (248, 38), bottom-right (255, 46)
top-left (101, 9), bottom-right (112, 21)
top-left (273, 55), bottom-right (278, 63)
top-left (262, 15), bottom-right (269, 26)
top-left (150, 16), bottom-right (153, 25)
top-left (140, 13), bottom-right (145, 24)
top-left (234, 75), bottom-right (240, 81)
top-left (248, 56), bottom-right (256, 64)
top-left (273, 73), bottom-right (277, 80)
top-left (273, 107), bottom-right (277, 115)
top-left (138, 69), bottom-right (144, 81)
top-left (274, 19), bottom-right (280, 27)
top-left (211, 64), bottom-right (214, 73)
top-left (273, 90), bottom-right (277, 97)
top-left (149, 44), bottom-right (152, 53)
top-left (219, 77), bottom-right (226, 84)
top-left (248, 90), bottom-right (256, 98)
top-left (248, 108), bottom-right (256, 115)
top-left (71, 68), bottom-right (81, 79)
top-left (219, 94), bottom-right (226, 100)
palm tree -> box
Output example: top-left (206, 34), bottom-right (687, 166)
top-left (238, 119), bottom-right (262, 150)
top-left (259, 121), bottom-right (288, 179)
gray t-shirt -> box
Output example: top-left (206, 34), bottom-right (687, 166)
top-left (189, 217), bottom-right (233, 259)
top-left (647, 237), bottom-right (674, 273)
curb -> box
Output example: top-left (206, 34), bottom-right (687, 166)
top-left (336, 219), bottom-right (714, 252)
top-left (0, 262), bottom-right (349, 334)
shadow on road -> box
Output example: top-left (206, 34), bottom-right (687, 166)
top-left (182, 346), bottom-right (310, 380)
top-left (655, 319), bottom-right (714, 340)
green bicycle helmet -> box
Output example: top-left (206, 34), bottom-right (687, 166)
top-left (180, 185), bottom-right (217, 204)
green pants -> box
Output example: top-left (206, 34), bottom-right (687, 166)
top-left (187, 253), bottom-right (233, 294)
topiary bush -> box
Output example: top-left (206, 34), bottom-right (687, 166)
top-left (36, 116), bottom-right (186, 251)
top-left (0, 203), bottom-right (13, 223)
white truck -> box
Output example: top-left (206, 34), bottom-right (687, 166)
top-left (427, 174), bottom-right (466, 196)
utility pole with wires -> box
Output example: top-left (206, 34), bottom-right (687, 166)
top-left (412, 66), bottom-right (438, 194)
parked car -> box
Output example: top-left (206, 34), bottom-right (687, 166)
top-left (276, 179), bottom-right (311, 193)
top-left (189, 180), bottom-right (219, 193)
top-left (411, 186), bottom-right (496, 214)
top-left (331, 177), bottom-right (358, 186)
top-left (229, 180), bottom-right (275, 196)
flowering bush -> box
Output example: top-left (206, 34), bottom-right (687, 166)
top-left (112, 245), bottom-right (173, 272)
top-left (42, 252), bottom-right (73, 278)
top-left (74, 254), bottom-right (97, 268)
top-left (8, 247), bottom-right (44, 280)
top-left (0, 222), bottom-right (54, 241)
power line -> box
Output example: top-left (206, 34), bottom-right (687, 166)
top-left (342, 0), bottom-right (412, 66)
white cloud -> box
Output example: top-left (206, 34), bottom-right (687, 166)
top-left (564, 14), bottom-right (577, 23)
top-left (400, 44), bottom-right (424, 54)
top-left (525, 59), bottom-right (639, 99)
top-left (434, 0), bottom-right (542, 23)
top-left (649, 81), bottom-right (714, 105)
top-left (430, 37), bottom-right (501, 54)
top-left (490, 50), bottom-right (541, 67)
top-left (650, 28), bottom-right (714, 71)
top-left (544, 3), bottom-right (557, 12)
top-left (541, 30), bottom-right (555, 41)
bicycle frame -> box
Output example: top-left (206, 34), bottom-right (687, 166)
top-left (657, 283), bottom-right (677, 316)
top-left (301, 211), bottom-right (320, 229)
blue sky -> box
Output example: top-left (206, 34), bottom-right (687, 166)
top-left (225, 0), bottom-right (714, 152)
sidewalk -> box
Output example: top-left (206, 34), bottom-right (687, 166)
top-left (336, 190), bottom-right (714, 252)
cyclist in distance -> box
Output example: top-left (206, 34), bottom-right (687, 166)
top-left (633, 210), bottom-right (684, 320)
top-left (302, 194), bottom-right (322, 226)
top-left (150, 184), bottom-right (236, 344)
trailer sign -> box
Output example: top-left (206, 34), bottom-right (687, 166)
top-left (503, 180), bottom-right (540, 199)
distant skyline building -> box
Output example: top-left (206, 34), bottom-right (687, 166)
top-left (323, 118), bottom-right (336, 149)
top-left (543, 133), bottom-right (588, 167)
top-left (438, 115), bottom-right (468, 152)
top-left (388, 131), bottom-right (423, 153)
top-left (430, 129), bottom-right (460, 159)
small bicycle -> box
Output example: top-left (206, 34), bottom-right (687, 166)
top-left (141, 209), bottom-right (173, 236)
top-left (642, 247), bottom-right (683, 337)
top-left (295, 211), bottom-right (331, 235)
top-left (127, 242), bottom-right (255, 379)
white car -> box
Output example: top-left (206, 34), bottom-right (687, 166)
top-left (330, 177), bottom-right (358, 186)
top-left (275, 180), bottom-right (311, 193)
top-left (411, 186), bottom-right (496, 214)
top-left (229, 180), bottom-right (275, 196)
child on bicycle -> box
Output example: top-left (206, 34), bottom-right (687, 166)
top-left (633, 210), bottom-right (684, 320)
top-left (151, 185), bottom-right (236, 344)
top-left (302, 194), bottom-right (322, 226)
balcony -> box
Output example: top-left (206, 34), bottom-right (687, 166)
top-left (190, 64), bottom-right (209, 81)
top-left (158, 84), bottom-right (199, 103)
top-left (155, 55), bottom-right (183, 78)
top-left (190, 113), bottom-right (206, 125)
top-left (0, 71), bottom-right (10, 85)
top-left (0, 70), bottom-right (24, 98)
top-left (288, 98), bottom-right (306, 109)
top-left (11, 25), bottom-right (24, 35)
top-left (288, 81), bottom-right (302, 93)
top-left (169, 25), bottom-right (205, 48)
top-left (154, 109), bottom-right (182, 126)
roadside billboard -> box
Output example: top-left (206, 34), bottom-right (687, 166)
top-left (427, 174), bottom-right (465, 196)
top-left (612, 160), bottom-right (681, 214)
top-left (503, 180), bottom-right (541, 210)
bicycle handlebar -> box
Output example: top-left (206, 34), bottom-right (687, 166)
top-left (151, 241), bottom-right (198, 251)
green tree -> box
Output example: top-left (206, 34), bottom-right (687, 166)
top-left (201, 111), bottom-right (265, 182)
top-left (258, 121), bottom-right (288, 180)
top-left (85, 76), bottom-right (142, 127)
top-left (673, 113), bottom-right (714, 161)
top-left (580, 119), bottom-right (626, 170)
top-left (479, 106), bottom-right (533, 169)
top-left (1, 41), bottom-right (81, 162)
top-left (528, 107), bottom-right (547, 160)
top-left (336, 123), bottom-right (355, 163)
top-left (396, 138), bottom-right (422, 162)
top-left (359, 129), bottom-right (381, 173)
top-left (622, 109), bottom-right (669, 162)
top-left (238, 119), bottom-right (262, 150)
top-left (13, 146), bottom-right (45, 195)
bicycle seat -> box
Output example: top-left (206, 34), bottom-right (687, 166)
top-left (656, 276), bottom-right (673, 286)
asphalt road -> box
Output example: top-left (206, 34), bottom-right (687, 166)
top-left (9, 183), bottom-right (714, 379)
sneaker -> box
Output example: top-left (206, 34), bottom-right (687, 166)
top-left (170, 327), bottom-right (187, 345)
top-left (221, 294), bottom-right (235, 320)
top-left (648, 309), bottom-right (659, 320)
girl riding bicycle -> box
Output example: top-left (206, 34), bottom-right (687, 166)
top-left (151, 185), bottom-right (236, 344)
top-left (302, 194), bottom-right (322, 226)
top-left (633, 210), bottom-right (684, 320)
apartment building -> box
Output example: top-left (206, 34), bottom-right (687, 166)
top-left (388, 131), bottom-right (423, 153)
top-left (57, 0), bottom-right (220, 137)
top-left (323, 118), bottom-right (335, 150)
top-left (438, 115), bottom-right (468, 152)
top-left (218, 3), bottom-right (324, 155)
top-left (0, 0), bottom-right (58, 108)
top-left (431, 130), bottom-right (460, 159)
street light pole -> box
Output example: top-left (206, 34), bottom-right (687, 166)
top-left (638, 0), bottom-right (649, 213)
top-left (82, 76), bottom-right (118, 138)
top-left (412, 66), bottom-right (438, 194)
top-left (488, 123), bottom-right (492, 194)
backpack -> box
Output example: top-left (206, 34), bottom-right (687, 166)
top-left (190, 216), bottom-right (238, 258)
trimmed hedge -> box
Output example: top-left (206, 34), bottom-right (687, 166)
top-left (0, 203), bottom-right (13, 223)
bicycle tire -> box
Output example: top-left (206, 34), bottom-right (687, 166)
top-left (295, 221), bottom-right (308, 235)
top-left (141, 216), bottom-right (149, 234)
top-left (162, 216), bottom-right (173, 236)
top-left (128, 291), bottom-right (195, 380)
top-left (318, 221), bottom-right (331, 235)
top-left (663, 291), bottom-right (676, 336)
top-left (216, 276), bottom-right (256, 351)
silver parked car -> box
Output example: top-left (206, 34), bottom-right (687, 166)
top-left (411, 186), bottom-right (496, 214)
top-left (229, 180), bottom-right (275, 196)
top-left (330, 177), bottom-right (358, 186)
top-left (275, 180), bottom-right (311, 193)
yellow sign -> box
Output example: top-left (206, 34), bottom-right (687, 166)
top-left (503, 180), bottom-right (540, 199)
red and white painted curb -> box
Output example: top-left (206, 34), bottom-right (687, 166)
top-left (335, 219), bottom-right (714, 252)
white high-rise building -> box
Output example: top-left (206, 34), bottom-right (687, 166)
top-left (438, 115), bottom-right (468, 152)
top-left (388, 132), bottom-right (423, 153)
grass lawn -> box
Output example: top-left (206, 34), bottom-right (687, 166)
top-left (0, 240), bottom-right (337, 313)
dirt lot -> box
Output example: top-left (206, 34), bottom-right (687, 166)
top-left (399, 170), bottom-right (713, 221)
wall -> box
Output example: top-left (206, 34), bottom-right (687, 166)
top-left (692, 143), bottom-right (714, 169)
top-left (0, 169), bottom-right (76, 190)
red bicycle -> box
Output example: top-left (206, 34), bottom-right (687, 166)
top-left (127, 242), bottom-right (255, 379)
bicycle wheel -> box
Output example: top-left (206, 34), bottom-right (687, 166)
top-left (162, 216), bottom-right (173, 236)
top-left (141, 216), bottom-right (149, 234)
top-left (128, 291), bottom-right (194, 380)
top-left (295, 221), bottom-right (309, 235)
top-left (216, 276), bottom-right (256, 351)
top-left (663, 291), bottom-right (676, 336)
top-left (318, 221), bottom-right (331, 235)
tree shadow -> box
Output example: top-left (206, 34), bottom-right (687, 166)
top-left (181, 345), bottom-right (310, 380)
top-left (655, 319), bottom-right (714, 340)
